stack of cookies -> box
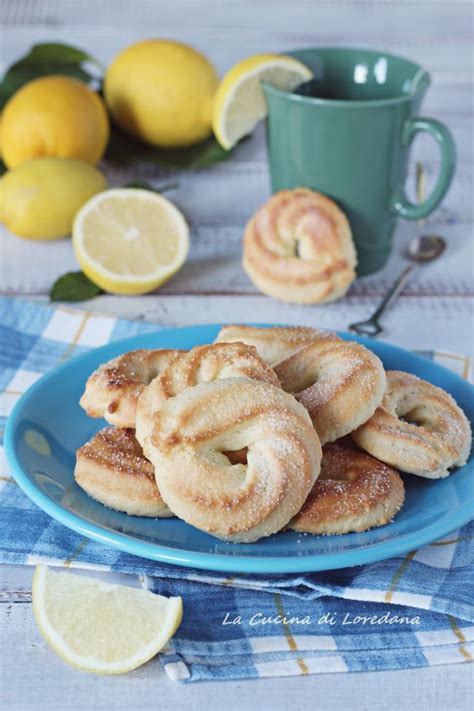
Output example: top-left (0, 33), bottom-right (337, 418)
top-left (75, 326), bottom-right (471, 543)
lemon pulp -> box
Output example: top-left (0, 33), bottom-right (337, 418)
top-left (32, 564), bottom-right (183, 674)
top-left (72, 188), bottom-right (189, 294)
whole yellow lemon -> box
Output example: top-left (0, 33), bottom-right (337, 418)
top-left (0, 157), bottom-right (107, 240)
top-left (104, 39), bottom-right (218, 148)
top-left (2, 75), bottom-right (110, 169)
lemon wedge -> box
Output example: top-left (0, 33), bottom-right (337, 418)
top-left (72, 188), bottom-right (189, 295)
top-left (212, 54), bottom-right (313, 149)
top-left (32, 564), bottom-right (183, 675)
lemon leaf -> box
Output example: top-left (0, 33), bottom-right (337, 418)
top-left (124, 180), bottom-right (179, 193)
top-left (0, 43), bottom-right (103, 108)
top-left (26, 43), bottom-right (103, 68)
top-left (106, 124), bottom-right (238, 169)
top-left (50, 271), bottom-right (103, 302)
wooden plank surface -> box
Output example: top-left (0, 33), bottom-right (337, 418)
top-left (2, 213), bottom-right (473, 297)
top-left (25, 293), bottom-right (468, 356)
top-left (1, 0), bottom-right (473, 299)
top-left (1, 565), bottom-right (473, 711)
top-left (1, 1), bottom-right (473, 709)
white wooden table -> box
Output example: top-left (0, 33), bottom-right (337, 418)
top-left (1, 1), bottom-right (473, 709)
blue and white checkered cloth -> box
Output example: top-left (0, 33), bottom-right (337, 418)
top-left (0, 296), bottom-right (472, 681)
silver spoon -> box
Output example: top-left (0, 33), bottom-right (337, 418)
top-left (349, 234), bottom-right (447, 337)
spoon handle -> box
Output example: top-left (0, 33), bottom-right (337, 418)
top-left (349, 265), bottom-right (415, 337)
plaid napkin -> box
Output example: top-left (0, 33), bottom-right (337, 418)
top-left (1, 296), bottom-right (472, 681)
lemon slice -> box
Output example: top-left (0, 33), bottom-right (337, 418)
top-left (212, 54), bottom-right (313, 149)
top-left (72, 188), bottom-right (189, 295)
top-left (32, 564), bottom-right (183, 675)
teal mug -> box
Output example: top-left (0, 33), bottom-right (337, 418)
top-left (263, 48), bottom-right (456, 275)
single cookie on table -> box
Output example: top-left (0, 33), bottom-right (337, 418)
top-left (136, 341), bottom-right (280, 456)
top-left (214, 324), bottom-right (334, 367)
top-left (75, 427), bottom-right (173, 518)
top-left (290, 442), bottom-right (405, 535)
top-left (140, 377), bottom-right (322, 543)
top-left (352, 370), bottom-right (472, 479)
top-left (242, 188), bottom-right (357, 304)
top-left (80, 348), bottom-right (183, 428)
top-left (274, 336), bottom-right (386, 445)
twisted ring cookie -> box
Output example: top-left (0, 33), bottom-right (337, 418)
top-left (243, 188), bottom-right (357, 304)
top-left (75, 427), bottom-right (173, 517)
top-left (214, 324), bottom-right (332, 367)
top-left (139, 378), bottom-right (322, 542)
top-left (275, 336), bottom-right (386, 445)
top-left (290, 443), bottom-right (405, 535)
top-left (80, 348), bottom-right (182, 428)
top-left (352, 371), bottom-right (472, 478)
top-left (136, 342), bottom-right (280, 453)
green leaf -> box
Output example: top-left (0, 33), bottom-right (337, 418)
top-left (106, 124), bottom-right (237, 169)
top-left (50, 271), bottom-right (103, 302)
top-left (0, 43), bottom-right (103, 108)
top-left (0, 42), bottom-right (245, 170)
top-left (124, 180), bottom-right (179, 193)
top-left (27, 44), bottom-right (102, 66)
top-left (186, 138), bottom-right (236, 169)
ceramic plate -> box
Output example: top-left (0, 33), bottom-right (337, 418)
top-left (5, 324), bottom-right (474, 573)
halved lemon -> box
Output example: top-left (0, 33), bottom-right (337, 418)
top-left (72, 188), bottom-right (189, 295)
top-left (212, 54), bottom-right (313, 149)
top-left (32, 564), bottom-right (183, 675)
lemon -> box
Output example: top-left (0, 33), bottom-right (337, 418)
top-left (32, 565), bottom-right (182, 675)
top-left (212, 54), bottom-right (313, 149)
top-left (73, 188), bottom-right (189, 294)
top-left (2, 75), bottom-right (109, 169)
top-left (0, 157), bottom-right (107, 240)
top-left (104, 39), bottom-right (218, 148)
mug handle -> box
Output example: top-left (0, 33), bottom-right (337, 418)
top-left (392, 117), bottom-right (456, 220)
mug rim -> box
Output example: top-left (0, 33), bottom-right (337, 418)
top-left (264, 46), bottom-right (431, 108)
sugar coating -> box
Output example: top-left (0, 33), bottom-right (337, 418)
top-left (353, 370), bottom-right (472, 478)
top-left (291, 443), bottom-right (405, 534)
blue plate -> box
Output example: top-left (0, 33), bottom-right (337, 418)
top-left (5, 324), bottom-right (474, 574)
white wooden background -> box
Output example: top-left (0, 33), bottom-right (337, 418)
top-left (1, 1), bottom-right (473, 709)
